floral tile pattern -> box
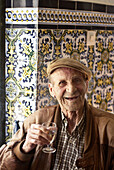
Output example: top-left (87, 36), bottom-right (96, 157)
top-left (5, 29), bottom-right (38, 141)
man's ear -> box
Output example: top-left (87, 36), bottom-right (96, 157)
top-left (48, 83), bottom-right (55, 97)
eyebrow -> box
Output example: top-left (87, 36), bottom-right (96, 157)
top-left (58, 75), bottom-right (83, 83)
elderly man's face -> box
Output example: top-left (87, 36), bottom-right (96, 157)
top-left (49, 67), bottom-right (88, 112)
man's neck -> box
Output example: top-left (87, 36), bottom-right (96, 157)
top-left (62, 108), bottom-right (85, 134)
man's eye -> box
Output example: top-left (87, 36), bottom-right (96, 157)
top-left (74, 78), bottom-right (82, 84)
top-left (76, 78), bottom-right (81, 82)
top-left (59, 81), bottom-right (66, 86)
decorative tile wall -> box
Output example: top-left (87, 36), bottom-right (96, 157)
top-left (5, 7), bottom-right (113, 141)
top-left (5, 28), bottom-right (38, 141)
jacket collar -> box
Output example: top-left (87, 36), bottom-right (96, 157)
top-left (83, 101), bottom-right (96, 153)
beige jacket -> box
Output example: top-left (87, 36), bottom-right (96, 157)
top-left (0, 101), bottom-right (114, 170)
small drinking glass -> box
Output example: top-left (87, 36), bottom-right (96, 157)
top-left (42, 122), bottom-right (57, 153)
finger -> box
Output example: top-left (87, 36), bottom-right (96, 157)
top-left (37, 136), bottom-right (50, 145)
top-left (28, 127), bottom-right (52, 143)
top-left (26, 130), bottom-right (50, 146)
top-left (28, 137), bottom-right (49, 146)
top-left (31, 124), bottom-right (49, 134)
top-left (30, 124), bottom-right (52, 137)
top-left (31, 124), bottom-right (42, 129)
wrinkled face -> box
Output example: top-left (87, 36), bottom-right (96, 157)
top-left (49, 67), bottom-right (88, 112)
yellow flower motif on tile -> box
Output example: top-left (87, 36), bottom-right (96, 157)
top-left (8, 106), bottom-right (15, 115)
top-left (66, 42), bottom-right (72, 54)
top-left (97, 61), bottom-right (103, 71)
top-left (7, 123), bottom-right (14, 134)
top-left (41, 67), bottom-right (47, 79)
top-left (106, 77), bottom-right (111, 85)
top-left (23, 106), bottom-right (31, 117)
top-left (89, 46), bottom-right (94, 53)
top-left (88, 61), bottom-right (93, 69)
top-left (107, 60), bottom-right (112, 71)
top-left (8, 45), bottom-right (16, 56)
top-left (98, 78), bottom-right (103, 86)
top-left (40, 88), bottom-right (44, 96)
top-left (40, 87), bottom-right (47, 97)
top-left (19, 77), bottom-right (22, 81)
top-left (8, 64), bottom-right (15, 74)
top-left (24, 87), bottom-right (34, 97)
top-left (97, 42), bottom-right (103, 52)
top-left (96, 93), bottom-right (102, 104)
top-left (41, 43), bottom-right (50, 55)
top-left (23, 44), bottom-right (32, 55)
top-left (7, 106), bottom-right (15, 135)
top-left (22, 67), bottom-right (32, 78)
top-left (106, 91), bottom-right (111, 102)
top-left (78, 42), bottom-right (85, 53)
top-left (55, 46), bottom-right (61, 56)
top-left (108, 42), bottom-right (113, 52)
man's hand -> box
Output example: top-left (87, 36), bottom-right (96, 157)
top-left (22, 124), bottom-right (53, 153)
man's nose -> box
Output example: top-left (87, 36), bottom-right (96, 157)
top-left (66, 83), bottom-right (77, 93)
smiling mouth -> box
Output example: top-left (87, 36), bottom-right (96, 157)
top-left (64, 96), bottom-right (79, 100)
